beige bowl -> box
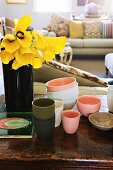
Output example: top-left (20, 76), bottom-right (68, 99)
top-left (89, 112), bottom-right (113, 131)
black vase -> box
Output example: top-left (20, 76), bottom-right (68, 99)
top-left (2, 61), bottom-right (33, 112)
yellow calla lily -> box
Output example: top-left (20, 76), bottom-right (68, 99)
top-left (1, 34), bottom-right (20, 53)
top-left (15, 15), bottom-right (32, 32)
top-left (43, 47), bottom-right (55, 61)
top-left (16, 29), bottom-right (32, 48)
top-left (19, 46), bottom-right (33, 55)
top-left (31, 57), bottom-right (43, 69)
top-left (44, 36), bottom-right (66, 54)
top-left (32, 30), bottom-right (47, 50)
top-left (0, 15), bottom-right (66, 70)
top-left (0, 50), bottom-right (15, 64)
top-left (12, 60), bottom-right (23, 70)
top-left (15, 49), bottom-right (34, 65)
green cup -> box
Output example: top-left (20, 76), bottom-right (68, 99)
top-left (32, 98), bottom-right (55, 139)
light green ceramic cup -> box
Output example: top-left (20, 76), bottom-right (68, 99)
top-left (32, 98), bottom-right (55, 120)
top-left (32, 98), bottom-right (55, 139)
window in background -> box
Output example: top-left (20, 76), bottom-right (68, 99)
top-left (33, 0), bottom-right (72, 12)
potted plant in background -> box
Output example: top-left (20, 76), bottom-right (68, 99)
top-left (0, 15), bottom-right (66, 112)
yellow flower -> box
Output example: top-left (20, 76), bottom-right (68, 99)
top-left (0, 50), bottom-right (15, 64)
top-left (12, 60), bottom-right (23, 70)
top-left (44, 36), bottom-right (67, 54)
top-left (15, 26), bottom-right (32, 48)
top-left (32, 30), bottom-right (47, 50)
top-left (1, 34), bottom-right (20, 53)
top-left (15, 15), bottom-right (32, 31)
top-left (0, 15), bottom-right (66, 70)
top-left (15, 48), bottom-right (34, 66)
top-left (43, 47), bottom-right (55, 61)
top-left (14, 15), bottom-right (32, 48)
top-left (31, 58), bottom-right (43, 69)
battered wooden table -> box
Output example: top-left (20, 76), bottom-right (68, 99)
top-left (0, 95), bottom-right (113, 170)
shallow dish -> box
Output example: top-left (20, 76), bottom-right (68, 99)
top-left (89, 112), bottom-right (113, 131)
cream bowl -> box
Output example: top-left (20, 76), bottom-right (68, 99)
top-left (46, 77), bottom-right (76, 92)
top-left (77, 95), bottom-right (101, 117)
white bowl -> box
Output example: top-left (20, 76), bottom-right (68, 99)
top-left (48, 96), bottom-right (78, 110)
top-left (63, 98), bottom-right (77, 110)
top-left (47, 83), bottom-right (78, 100)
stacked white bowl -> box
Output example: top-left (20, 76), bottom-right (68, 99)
top-left (46, 77), bottom-right (79, 110)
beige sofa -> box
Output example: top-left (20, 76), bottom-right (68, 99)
top-left (43, 14), bottom-right (113, 56)
top-left (68, 38), bottom-right (113, 55)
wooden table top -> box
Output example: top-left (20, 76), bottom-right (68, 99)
top-left (0, 116), bottom-right (112, 169)
top-left (0, 94), bottom-right (113, 170)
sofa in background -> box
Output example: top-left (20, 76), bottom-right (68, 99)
top-left (68, 38), bottom-right (113, 55)
top-left (43, 14), bottom-right (113, 56)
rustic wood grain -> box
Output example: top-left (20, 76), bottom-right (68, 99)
top-left (0, 116), bottom-right (112, 169)
top-left (0, 92), bottom-right (113, 169)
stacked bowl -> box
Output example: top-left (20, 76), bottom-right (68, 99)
top-left (46, 77), bottom-right (79, 109)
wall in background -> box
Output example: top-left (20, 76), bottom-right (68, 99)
top-left (0, 0), bottom-right (5, 16)
top-left (0, 0), bottom-right (113, 29)
top-left (1, 0), bottom-right (71, 29)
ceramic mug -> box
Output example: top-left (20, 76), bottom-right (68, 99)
top-left (54, 100), bottom-right (64, 127)
top-left (32, 98), bottom-right (55, 139)
top-left (62, 110), bottom-right (80, 134)
top-left (107, 85), bottom-right (113, 113)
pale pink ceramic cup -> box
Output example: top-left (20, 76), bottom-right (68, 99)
top-left (46, 77), bottom-right (76, 92)
top-left (77, 95), bottom-right (101, 117)
top-left (62, 110), bottom-right (80, 134)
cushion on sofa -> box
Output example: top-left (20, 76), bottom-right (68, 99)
top-left (83, 21), bottom-right (101, 38)
top-left (33, 61), bottom-right (108, 87)
top-left (43, 14), bottom-right (69, 37)
top-left (101, 20), bottom-right (113, 38)
top-left (69, 20), bottom-right (84, 38)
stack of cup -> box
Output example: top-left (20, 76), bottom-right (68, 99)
top-left (46, 77), bottom-right (79, 110)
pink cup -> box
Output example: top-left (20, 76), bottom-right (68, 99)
top-left (62, 110), bottom-right (80, 134)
